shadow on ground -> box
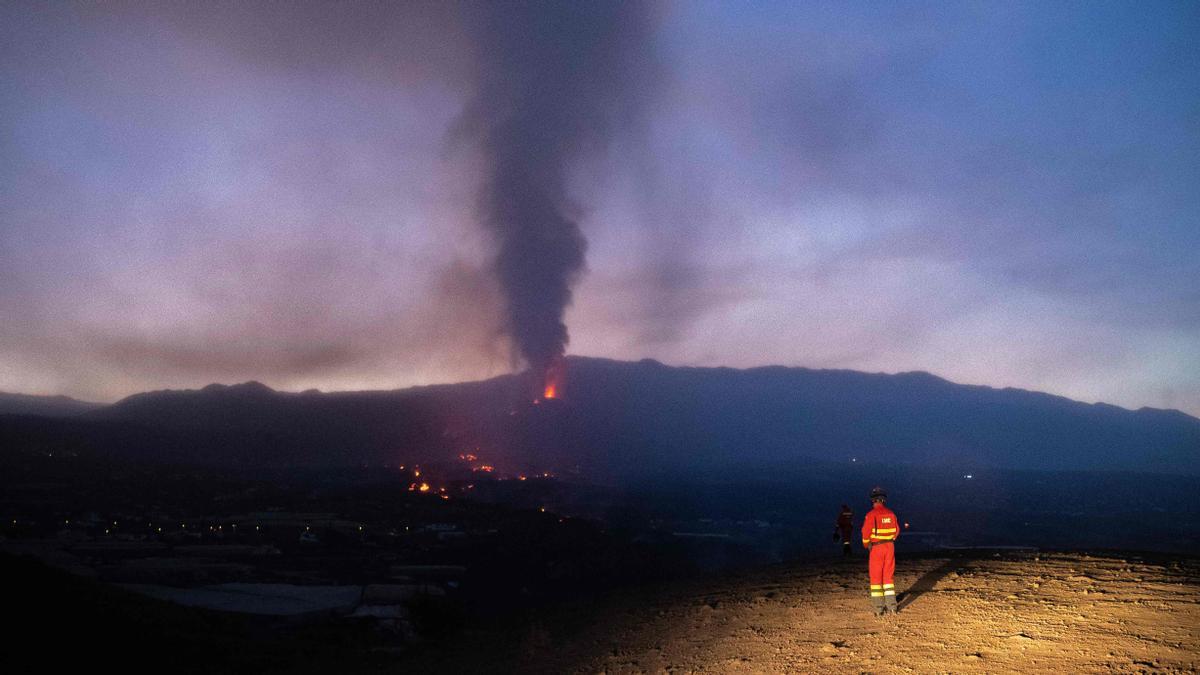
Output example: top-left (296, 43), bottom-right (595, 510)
top-left (897, 559), bottom-right (962, 611)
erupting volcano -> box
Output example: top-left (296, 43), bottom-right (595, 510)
top-left (541, 358), bottom-right (564, 400)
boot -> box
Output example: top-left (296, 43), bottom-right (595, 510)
top-left (884, 587), bottom-right (898, 614)
top-left (870, 588), bottom-right (885, 616)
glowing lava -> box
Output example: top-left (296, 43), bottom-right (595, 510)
top-left (541, 358), bottom-right (564, 400)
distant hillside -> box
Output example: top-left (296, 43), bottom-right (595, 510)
top-left (571, 358), bottom-right (1200, 476)
top-left (54, 357), bottom-right (1195, 476)
top-left (0, 391), bottom-right (102, 418)
top-left (82, 378), bottom-right (503, 466)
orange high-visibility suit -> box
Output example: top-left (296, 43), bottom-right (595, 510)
top-left (861, 502), bottom-right (900, 610)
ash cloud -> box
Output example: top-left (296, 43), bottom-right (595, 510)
top-left (457, 2), bottom-right (656, 375)
top-left (1, 2), bottom-right (1196, 416)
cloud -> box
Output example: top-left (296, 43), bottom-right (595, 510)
top-left (0, 1), bottom-right (1196, 416)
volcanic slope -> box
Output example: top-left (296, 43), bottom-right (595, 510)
top-left (518, 551), bottom-right (1199, 674)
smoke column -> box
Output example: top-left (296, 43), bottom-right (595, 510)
top-left (459, 2), bottom-right (654, 376)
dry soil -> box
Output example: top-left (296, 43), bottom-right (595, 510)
top-left (521, 551), bottom-right (1199, 674)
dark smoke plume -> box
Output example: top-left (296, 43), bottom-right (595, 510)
top-left (459, 2), bottom-right (655, 375)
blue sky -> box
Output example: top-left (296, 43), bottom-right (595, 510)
top-left (1, 1), bottom-right (1197, 415)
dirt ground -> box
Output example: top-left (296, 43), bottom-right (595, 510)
top-left (519, 551), bottom-right (1200, 674)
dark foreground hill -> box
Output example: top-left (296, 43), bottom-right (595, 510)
top-left (4, 357), bottom-right (1197, 476)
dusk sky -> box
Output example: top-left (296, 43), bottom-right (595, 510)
top-left (2, 1), bottom-right (1197, 416)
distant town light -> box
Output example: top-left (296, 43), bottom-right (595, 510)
top-left (964, 474), bottom-right (974, 479)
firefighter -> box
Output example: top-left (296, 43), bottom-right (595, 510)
top-left (835, 504), bottom-right (854, 557)
top-left (861, 486), bottom-right (900, 616)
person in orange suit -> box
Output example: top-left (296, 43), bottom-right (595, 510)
top-left (861, 486), bottom-right (900, 615)
top-left (835, 504), bottom-right (854, 557)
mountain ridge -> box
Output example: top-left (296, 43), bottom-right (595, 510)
top-left (4, 357), bottom-right (1196, 476)
top-left (95, 358), bottom-right (1200, 421)
top-left (68, 355), bottom-right (1200, 475)
top-left (0, 391), bottom-right (104, 418)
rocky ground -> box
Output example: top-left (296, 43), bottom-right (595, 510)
top-left (511, 551), bottom-right (1200, 674)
